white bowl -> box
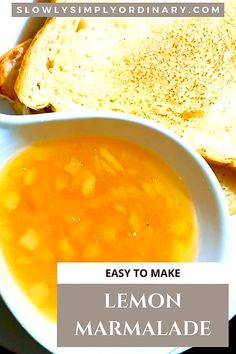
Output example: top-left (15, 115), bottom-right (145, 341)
top-left (0, 111), bottom-right (231, 353)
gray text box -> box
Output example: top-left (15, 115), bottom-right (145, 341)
top-left (57, 284), bottom-right (228, 347)
top-left (12, 3), bottom-right (224, 17)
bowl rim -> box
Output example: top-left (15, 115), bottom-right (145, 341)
top-left (0, 108), bottom-right (230, 260)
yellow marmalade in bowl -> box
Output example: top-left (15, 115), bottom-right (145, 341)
top-left (0, 136), bottom-right (197, 321)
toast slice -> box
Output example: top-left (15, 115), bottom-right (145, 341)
top-left (15, 9), bottom-right (236, 167)
top-left (0, 40), bottom-right (53, 114)
top-left (0, 40), bottom-right (31, 102)
top-left (0, 40), bottom-right (32, 114)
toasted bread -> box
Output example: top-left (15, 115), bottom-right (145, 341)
top-left (0, 40), bottom-right (32, 115)
top-left (15, 4), bottom-right (236, 167)
top-left (210, 164), bottom-right (236, 215)
top-left (0, 40), bottom-right (53, 114)
top-left (0, 40), bottom-right (31, 102)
